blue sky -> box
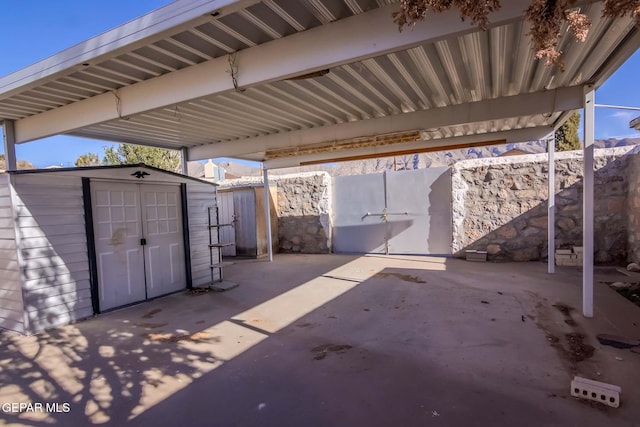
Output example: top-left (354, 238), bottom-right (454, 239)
top-left (0, 1), bottom-right (639, 167)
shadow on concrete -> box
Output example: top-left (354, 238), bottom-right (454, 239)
top-left (1, 255), bottom-right (631, 426)
top-left (0, 254), bottom-right (358, 425)
top-left (456, 154), bottom-right (629, 264)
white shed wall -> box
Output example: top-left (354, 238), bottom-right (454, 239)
top-left (13, 174), bottom-right (92, 332)
top-left (0, 175), bottom-right (25, 333)
top-left (187, 181), bottom-right (219, 287)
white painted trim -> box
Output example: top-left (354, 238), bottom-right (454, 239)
top-left (583, 86), bottom-right (595, 318)
top-left (13, 1), bottom-right (531, 144)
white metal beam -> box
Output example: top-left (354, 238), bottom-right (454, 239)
top-left (263, 166), bottom-right (273, 262)
top-left (2, 120), bottom-right (17, 171)
top-left (181, 147), bottom-right (189, 175)
top-left (583, 86), bottom-right (595, 318)
top-left (13, 1), bottom-right (531, 144)
top-left (547, 133), bottom-right (555, 274)
top-left (263, 127), bottom-right (551, 169)
top-left (189, 86), bottom-right (583, 160)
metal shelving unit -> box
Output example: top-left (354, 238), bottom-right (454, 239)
top-left (207, 206), bottom-right (238, 291)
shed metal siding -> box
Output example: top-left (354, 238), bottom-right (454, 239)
top-left (233, 189), bottom-right (257, 257)
top-left (13, 174), bottom-right (92, 332)
top-left (187, 182), bottom-right (218, 287)
top-left (0, 175), bottom-right (25, 334)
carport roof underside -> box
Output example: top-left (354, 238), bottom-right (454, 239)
top-left (0, 0), bottom-right (638, 168)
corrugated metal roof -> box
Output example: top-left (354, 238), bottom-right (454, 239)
top-left (0, 0), bottom-right (637, 166)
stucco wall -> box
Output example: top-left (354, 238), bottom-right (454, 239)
top-left (452, 146), bottom-right (637, 263)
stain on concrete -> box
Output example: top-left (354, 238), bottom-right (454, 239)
top-left (187, 287), bottom-right (211, 296)
top-left (311, 344), bottom-right (353, 360)
top-left (135, 322), bottom-right (167, 329)
top-left (295, 322), bottom-right (314, 328)
top-left (553, 303), bottom-right (579, 327)
top-left (535, 299), bottom-right (596, 374)
top-left (553, 303), bottom-right (574, 316)
top-left (143, 331), bottom-right (216, 343)
top-left (374, 272), bottom-right (426, 283)
top-left (142, 308), bottom-right (162, 319)
top-left (565, 333), bottom-right (595, 362)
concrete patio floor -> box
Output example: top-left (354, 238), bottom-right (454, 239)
top-left (1, 254), bottom-right (640, 426)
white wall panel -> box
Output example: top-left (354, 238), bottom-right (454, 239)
top-left (187, 182), bottom-right (219, 286)
top-left (13, 174), bottom-right (91, 333)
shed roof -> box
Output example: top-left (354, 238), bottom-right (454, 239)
top-left (7, 163), bottom-right (218, 186)
top-left (0, 0), bottom-right (638, 168)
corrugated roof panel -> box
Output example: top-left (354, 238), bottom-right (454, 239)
top-left (237, 8), bottom-right (285, 39)
top-left (261, 83), bottom-right (341, 124)
top-left (262, 0), bottom-right (320, 31)
top-left (325, 68), bottom-right (389, 117)
top-left (0, 0), bottom-right (636, 163)
top-left (281, 79), bottom-right (351, 122)
top-left (195, 98), bottom-right (289, 132)
top-left (243, 86), bottom-right (327, 126)
top-left (216, 91), bottom-right (307, 131)
top-left (361, 57), bottom-right (418, 112)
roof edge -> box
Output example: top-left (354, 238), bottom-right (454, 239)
top-left (0, 0), bottom-right (253, 100)
top-left (8, 163), bottom-right (218, 186)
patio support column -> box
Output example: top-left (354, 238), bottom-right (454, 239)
top-left (547, 133), bottom-right (555, 274)
top-left (263, 165), bottom-right (273, 262)
top-left (2, 120), bottom-right (17, 171)
top-left (583, 86), bottom-right (595, 318)
top-left (181, 147), bottom-right (188, 176)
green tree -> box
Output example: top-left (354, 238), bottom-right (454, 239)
top-left (102, 144), bottom-right (181, 173)
top-left (555, 111), bottom-right (581, 151)
top-left (0, 154), bottom-right (35, 170)
top-left (75, 153), bottom-right (100, 167)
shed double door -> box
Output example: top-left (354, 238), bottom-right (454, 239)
top-left (92, 182), bottom-right (185, 311)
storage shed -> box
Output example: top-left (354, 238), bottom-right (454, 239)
top-left (0, 164), bottom-right (219, 334)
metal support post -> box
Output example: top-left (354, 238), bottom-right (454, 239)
top-left (263, 166), bottom-right (273, 262)
top-left (548, 133), bottom-right (556, 274)
top-left (2, 120), bottom-right (17, 171)
top-left (583, 87), bottom-right (595, 318)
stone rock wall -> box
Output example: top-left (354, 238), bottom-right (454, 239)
top-left (627, 154), bottom-right (640, 263)
top-left (452, 147), bottom-right (638, 263)
top-left (219, 172), bottom-right (332, 254)
top-left (276, 172), bottom-right (332, 254)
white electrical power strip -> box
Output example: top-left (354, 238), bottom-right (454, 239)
top-left (571, 376), bottom-right (621, 408)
